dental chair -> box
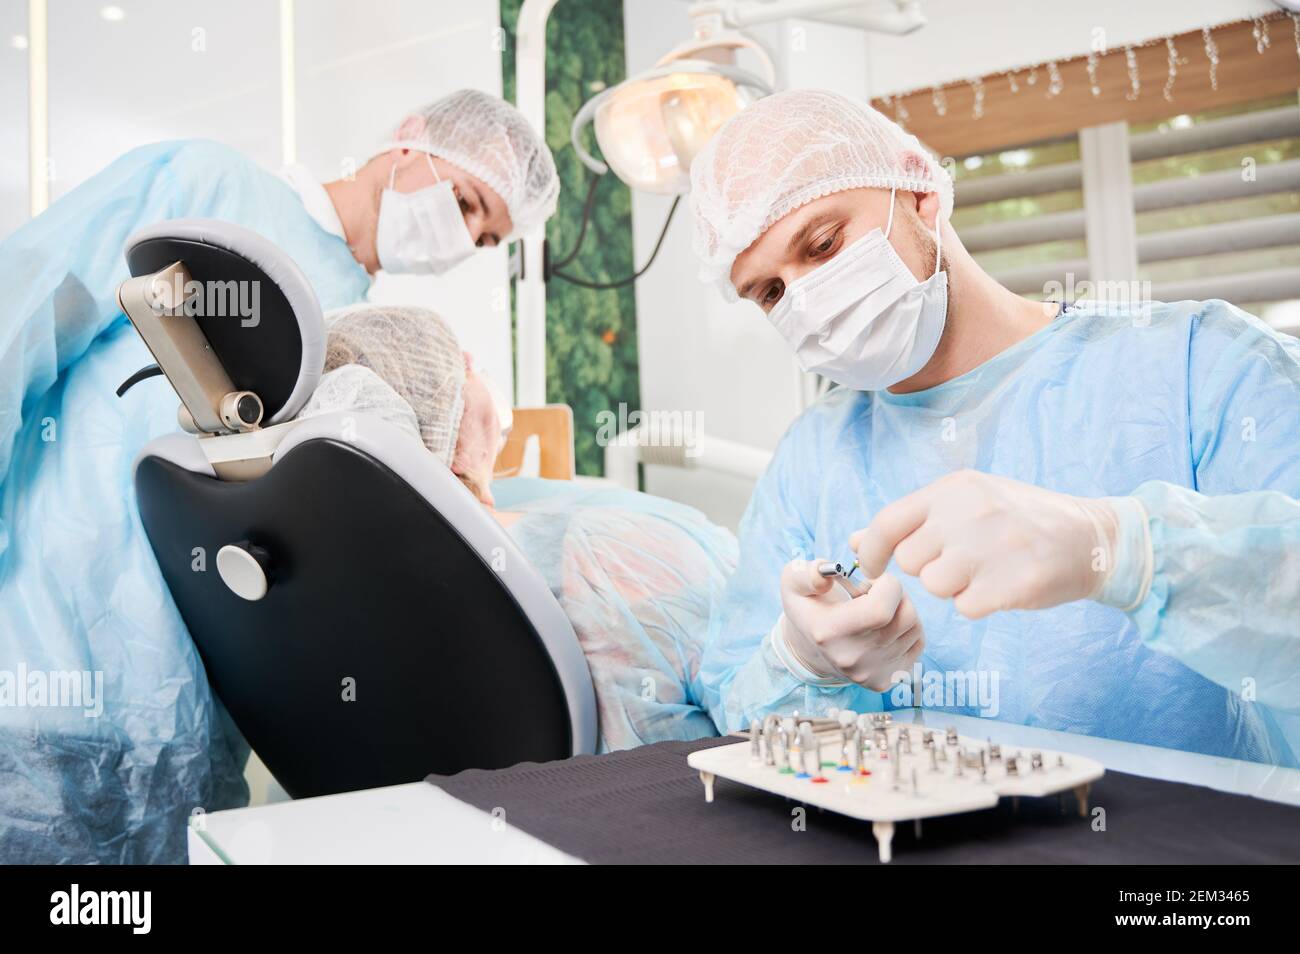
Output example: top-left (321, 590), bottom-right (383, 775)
top-left (119, 219), bottom-right (597, 799)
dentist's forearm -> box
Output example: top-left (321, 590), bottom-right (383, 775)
top-left (1097, 481), bottom-right (1300, 711)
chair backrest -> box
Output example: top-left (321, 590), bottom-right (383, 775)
top-left (136, 413), bottom-right (598, 797)
top-left (124, 218), bottom-right (326, 427)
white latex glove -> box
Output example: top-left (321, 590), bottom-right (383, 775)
top-left (852, 469), bottom-right (1134, 620)
top-left (772, 559), bottom-right (925, 690)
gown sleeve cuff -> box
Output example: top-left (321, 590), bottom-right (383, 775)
top-left (1095, 495), bottom-right (1154, 612)
top-left (767, 615), bottom-right (851, 688)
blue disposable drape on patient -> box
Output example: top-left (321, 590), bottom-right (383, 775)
top-left (703, 300), bottom-right (1300, 768)
top-left (496, 479), bottom-right (737, 752)
top-left (0, 140), bottom-right (371, 863)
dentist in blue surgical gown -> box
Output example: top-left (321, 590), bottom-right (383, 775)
top-left (0, 89), bottom-right (558, 863)
top-left (690, 89), bottom-right (1300, 766)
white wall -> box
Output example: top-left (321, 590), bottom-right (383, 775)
top-left (0, 4), bottom-right (30, 236)
top-left (864, 0), bottom-right (1279, 97)
top-left (2, 1), bottom-right (281, 231)
top-left (4, 0), bottom-right (512, 395)
top-left (47, 0), bottom-right (282, 201)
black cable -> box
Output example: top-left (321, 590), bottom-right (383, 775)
top-left (550, 174), bottom-right (604, 271)
top-left (116, 363), bottom-right (164, 397)
top-left (550, 195), bottom-right (681, 290)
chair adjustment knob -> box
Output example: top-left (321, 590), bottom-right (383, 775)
top-left (216, 541), bottom-right (272, 601)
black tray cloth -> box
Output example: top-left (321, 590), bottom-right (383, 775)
top-left (428, 736), bottom-right (1300, 865)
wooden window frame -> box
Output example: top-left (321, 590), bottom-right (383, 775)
top-left (872, 15), bottom-right (1300, 160)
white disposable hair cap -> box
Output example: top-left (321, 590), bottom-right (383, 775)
top-left (390, 89), bottom-right (560, 242)
top-left (320, 305), bottom-right (467, 467)
top-left (689, 88), bottom-right (954, 300)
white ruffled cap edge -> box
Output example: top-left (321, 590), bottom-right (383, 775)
top-left (696, 172), bottom-right (952, 300)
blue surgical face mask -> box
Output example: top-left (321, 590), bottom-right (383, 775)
top-left (375, 154), bottom-right (477, 275)
top-left (767, 188), bottom-right (948, 391)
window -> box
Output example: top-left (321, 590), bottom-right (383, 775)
top-left (1131, 94), bottom-right (1300, 333)
top-left (951, 135), bottom-right (1086, 301)
top-left (950, 93), bottom-right (1300, 334)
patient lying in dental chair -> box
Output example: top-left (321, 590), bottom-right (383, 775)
top-left (300, 305), bottom-right (737, 751)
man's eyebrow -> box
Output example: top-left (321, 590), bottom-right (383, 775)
top-left (737, 274), bottom-right (763, 300)
top-left (785, 212), bottom-right (833, 255)
top-left (737, 212), bottom-right (835, 299)
top-left (472, 184), bottom-right (502, 245)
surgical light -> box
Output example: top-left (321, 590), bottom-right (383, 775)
top-left (572, 59), bottom-right (771, 195)
top-left (570, 30), bottom-right (775, 196)
top-left (548, 27), bottom-right (773, 289)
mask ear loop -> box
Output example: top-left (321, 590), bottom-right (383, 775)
top-left (388, 151), bottom-right (442, 190)
top-left (933, 210), bottom-right (943, 277)
top-left (885, 187), bottom-right (942, 277)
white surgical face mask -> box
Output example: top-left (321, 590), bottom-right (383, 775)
top-left (375, 154), bottom-right (477, 275)
top-left (767, 188), bottom-right (948, 391)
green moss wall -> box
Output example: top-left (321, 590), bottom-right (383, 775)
top-left (500, 0), bottom-right (640, 476)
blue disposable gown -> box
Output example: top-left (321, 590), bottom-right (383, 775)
top-left (0, 140), bottom-right (371, 863)
top-left (495, 479), bottom-right (737, 751)
top-left (703, 300), bottom-right (1300, 767)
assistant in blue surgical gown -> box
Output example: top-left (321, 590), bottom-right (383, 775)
top-left (0, 140), bottom-right (371, 863)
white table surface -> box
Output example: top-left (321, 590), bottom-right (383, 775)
top-left (189, 781), bottom-right (581, 864)
top-left (190, 710), bottom-right (1300, 864)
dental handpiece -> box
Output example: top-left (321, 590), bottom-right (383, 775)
top-left (816, 560), bottom-right (872, 598)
